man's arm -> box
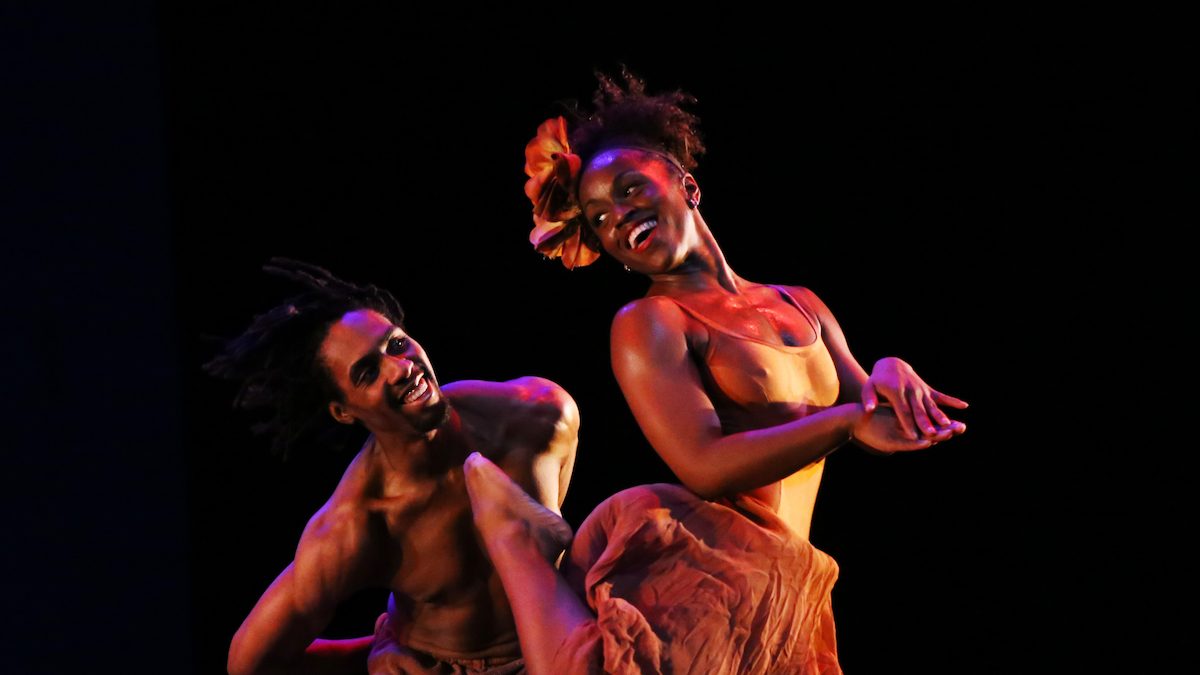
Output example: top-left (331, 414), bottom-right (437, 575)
top-left (228, 501), bottom-right (378, 675)
top-left (517, 377), bottom-right (579, 514)
top-left (446, 377), bottom-right (580, 514)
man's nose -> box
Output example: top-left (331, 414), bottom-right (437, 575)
top-left (382, 355), bottom-right (415, 385)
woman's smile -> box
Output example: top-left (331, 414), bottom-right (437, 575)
top-left (627, 218), bottom-right (659, 250)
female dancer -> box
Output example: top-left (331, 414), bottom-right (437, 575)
top-left (372, 70), bottom-right (967, 675)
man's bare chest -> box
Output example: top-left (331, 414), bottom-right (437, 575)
top-left (376, 473), bottom-right (492, 604)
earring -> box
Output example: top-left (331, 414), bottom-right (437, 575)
top-left (686, 198), bottom-right (698, 209)
top-left (623, 264), bottom-right (632, 272)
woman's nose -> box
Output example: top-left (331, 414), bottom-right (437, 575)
top-left (611, 203), bottom-right (637, 228)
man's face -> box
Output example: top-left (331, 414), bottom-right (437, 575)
top-left (319, 308), bottom-right (448, 435)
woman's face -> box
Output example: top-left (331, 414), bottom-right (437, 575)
top-left (578, 147), bottom-right (698, 274)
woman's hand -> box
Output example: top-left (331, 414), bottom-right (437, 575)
top-left (852, 404), bottom-right (960, 454)
top-left (863, 357), bottom-right (968, 441)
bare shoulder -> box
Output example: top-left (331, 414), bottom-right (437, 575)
top-left (508, 377), bottom-right (580, 450)
top-left (298, 438), bottom-right (381, 554)
top-left (781, 284), bottom-right (823, 310)
top-left (291, 495), bottom-right (377, 602)
top-left (444, 377), bottom-right (577, 428)
top-left (445, 377), bottom-right (578, 477)
top-left (444, 377), bottom-right (570, 407)
top-left (299, 498), bottom-right (368, 548)
top-left (302, 442), bottom-right (376, 548)
top-left (323, 436), bottom-right (379, 503)
top-left (781, 284), bottom-right (837, 324)
top-left (513, 377), bottom-right (579, 424)
top-left (611, 295), bottom-right (690, 343)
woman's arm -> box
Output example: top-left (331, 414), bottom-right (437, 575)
top-left (784, 286), bottom-right (870, 407)
top-left (610, 297), bottom-right (931, 499)
top-left (788, 286), bottom-right (967, 444)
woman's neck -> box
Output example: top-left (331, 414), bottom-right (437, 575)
top-left (647, 213), bottom-right (744, 295)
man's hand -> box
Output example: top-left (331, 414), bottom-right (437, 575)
top-left (367, 612), bottom-right (428, 675)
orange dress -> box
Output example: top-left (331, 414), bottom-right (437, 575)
top-left (553, 286), bottom-right (843, 674)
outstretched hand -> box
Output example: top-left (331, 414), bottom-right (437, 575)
top-left (852, 404), bottom-right (962, 454)
top-left (863, 357), bottom-right (968, 441)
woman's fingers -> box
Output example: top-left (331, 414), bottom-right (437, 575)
top-left (930, 426), bottom-right (956, 442)
top-left (925, 393), bottom-right (953, 427)
top-left (862, 386), bottom-right (879, 413)
top-left (909, 389), bottom-right (937, 437)
top-left (891, 389), bottom-right (919, 440)
top-left (892, 437), bottom-right (933, 452)
top-left (932, 389), bottom-right (969, 409)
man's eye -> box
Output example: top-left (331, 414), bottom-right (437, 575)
top-left (386, 336), bottom-right (408, 355)
top-left (358, 366), bottom-right (379, 385)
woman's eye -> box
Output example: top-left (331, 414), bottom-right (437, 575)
top-left (594, 213), bottom-right (608, 228)
top-left (386, 336), bottom-right (407, 355)
top-left (623, 184), bottom-right (638, 196)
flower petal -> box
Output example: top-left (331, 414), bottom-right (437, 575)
top-left (524, 171), bottom-right (548, 202)
top-left (532, 172), bottom-right (582, 223)
top-left (524, 117), bottom-right (595, 269)
top-left (523, 117), bottom-right (571, 177)
top-left (529, 216), bottom-right (568, 249)
top-left (552, 151), bottom-right (581, 184)
top-left (559, 227), bottom-right (602, 270)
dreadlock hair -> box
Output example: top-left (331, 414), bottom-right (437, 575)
top-left (565, 65), bottom-right (707, 177)
top-left (203, 258), bottom-right (405, 459)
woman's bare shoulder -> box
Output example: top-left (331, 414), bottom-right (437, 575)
top-left (612, 295), bottom-right (689, 331)
top-left (778, 284), bottom-right (832, 318)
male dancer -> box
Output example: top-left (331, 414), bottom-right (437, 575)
top-left (208, 259), bottom-right (576, 674)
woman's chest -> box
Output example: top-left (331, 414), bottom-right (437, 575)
top-left (696, 332), bottom-right (840, 411)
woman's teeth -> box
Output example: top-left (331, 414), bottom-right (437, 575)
top-left (627, 219), bottom-right (657, 249)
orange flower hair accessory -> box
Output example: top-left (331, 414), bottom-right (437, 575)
top-left (523, 116), bottom-right (600, 269)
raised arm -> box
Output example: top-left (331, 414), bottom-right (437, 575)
top-left (227, 501), bottom-right (378, 675)
top-left (610, 297), bottom-right (932, 498)
top-left (446, 377), bottom-right (579, 514)
top-left (520, 377), bottom-right (580, 514)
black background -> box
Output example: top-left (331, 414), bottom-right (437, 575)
top-left (4, 4), bottom-right (1185, 673)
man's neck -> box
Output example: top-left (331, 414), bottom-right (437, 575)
top-left (370, 406), bottom-right (470, 478)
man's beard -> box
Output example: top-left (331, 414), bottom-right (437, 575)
top-left (411, 396), bottom-right (451, 434)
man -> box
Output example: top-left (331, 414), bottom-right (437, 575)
top-left (207, 259), bottom-right (578, 675)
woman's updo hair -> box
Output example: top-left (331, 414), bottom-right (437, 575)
top-left (566, 66), bottom-right (707, 175)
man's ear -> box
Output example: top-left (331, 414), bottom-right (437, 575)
top-left (329, 401), bottom-right (355, 425)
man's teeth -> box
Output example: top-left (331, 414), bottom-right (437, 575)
top-left (402, 375), bottom-right (429, 403)
top-left (627, 219), bottom-right (657, 248)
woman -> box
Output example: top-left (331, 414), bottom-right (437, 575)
top-left (372, 70), bottom-right (967, 675)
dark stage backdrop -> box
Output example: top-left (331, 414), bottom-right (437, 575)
top-left (5, 5), bottom-right (1183, 674)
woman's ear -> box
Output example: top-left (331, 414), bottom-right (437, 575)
top-left (682, 174), bottom-right (700, 209)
